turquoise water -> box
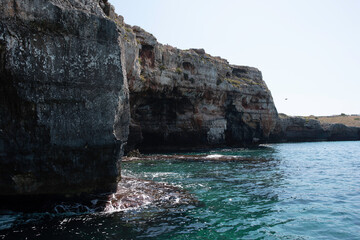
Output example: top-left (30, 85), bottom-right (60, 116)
top-left (1, 141), bottom-right (360, 239)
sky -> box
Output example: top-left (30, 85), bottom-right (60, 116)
top-left (110, 0), bottom-right (360, 116)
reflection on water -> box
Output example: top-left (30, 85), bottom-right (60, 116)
top-left (1, 141), bottom-right (360, 239)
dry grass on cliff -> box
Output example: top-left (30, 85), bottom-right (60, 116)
top-left (308, 115), bottom-right (360, 127)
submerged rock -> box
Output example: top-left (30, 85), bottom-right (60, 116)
top-left (0, 0), bottom-right (129, 199)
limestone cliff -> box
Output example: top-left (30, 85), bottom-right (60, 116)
top-left (0, 0), bottom-right (129, 197)
top-left (2, 0), bottom-right (356, 210)
top-left (269, 115), bottom-right (360, 142)
top-left (116, 26), bottom-right (278, 151)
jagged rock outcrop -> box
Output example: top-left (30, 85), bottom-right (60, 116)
top-left (118, 26), bottom-right (278, 151)
top-left (269, 116), bottom-right (360, 142)
top-left (0, 0), bottom-right (129, 198)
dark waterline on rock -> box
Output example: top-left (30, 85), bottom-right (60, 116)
top-left (1, 141), bottom-right (360, 239)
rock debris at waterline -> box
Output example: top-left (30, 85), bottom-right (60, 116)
top-left (52, 177), bottom-right (198, 214)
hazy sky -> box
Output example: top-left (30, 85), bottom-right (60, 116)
top-left (110, 0), bottom-right (359, 116)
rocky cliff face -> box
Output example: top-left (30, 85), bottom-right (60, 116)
top-left (269, 116), bottom-right (360, 142)
top-left (1, 0), bottom-right (356, 210)
top-left (0, 0), bottom-right (129, 198)
top-left (117, 26), bottom-right (278, 151)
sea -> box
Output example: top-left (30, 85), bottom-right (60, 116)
top-left (1, 141), bottom-right (360, 239)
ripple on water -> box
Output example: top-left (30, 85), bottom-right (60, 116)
top-left (1, 141), bottom-right (360, 239)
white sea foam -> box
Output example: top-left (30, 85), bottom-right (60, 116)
top-left (205, 154), bottom-right (224, 159)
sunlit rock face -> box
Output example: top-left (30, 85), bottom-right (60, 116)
top-left (0, 0), bottom-right (129, 197)
top-left (117, 26), bottom-right (278, 151)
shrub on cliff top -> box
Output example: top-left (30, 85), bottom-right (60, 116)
top-left (176, 67), bottom-right (182, 74)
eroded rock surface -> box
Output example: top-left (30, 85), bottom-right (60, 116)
top-left (0, 0), bottom-right (129, 198)
top-left (117, 26), bottom-right (278, 151)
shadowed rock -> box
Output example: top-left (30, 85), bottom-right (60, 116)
top-left (0, 0), bottom-right (129, 201)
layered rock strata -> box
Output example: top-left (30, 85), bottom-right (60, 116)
top-left (269, 116), bottom-right (360, 142)
top-left (0, 0), bottom-right (129, 198)
top-left (118, 26), bottom-right (278, 151)
top-left (1, 0), bottom-right (357, 211)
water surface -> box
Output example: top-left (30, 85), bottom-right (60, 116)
top-left (1, 141), bottom-right (360, 239)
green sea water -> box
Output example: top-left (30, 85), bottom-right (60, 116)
top-left (1, 141), bottom-right (360, 239)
